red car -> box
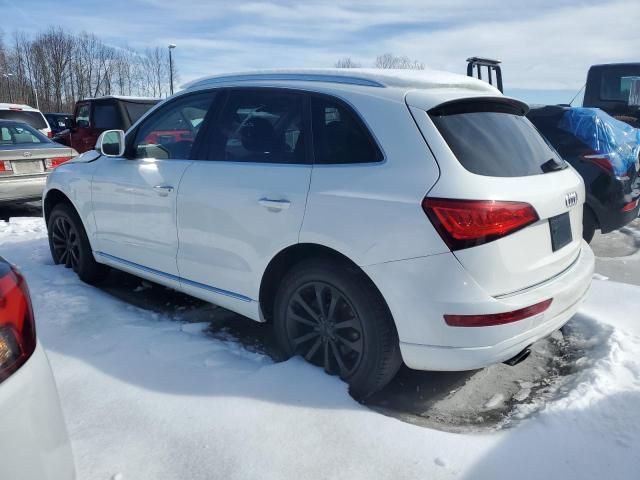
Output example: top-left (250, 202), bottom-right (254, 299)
top-left (54, 96), bottom-right (160, 153)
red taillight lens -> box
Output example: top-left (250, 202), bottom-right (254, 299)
top-left (622, 199), bottom-right (639, 212)
top-left (47, 131), bottom-right (54, 139)
top-left (582, 154), bottom-right (614, 176)
top-left (444, 299), bottom-right (553, 327)
top-left (0, 265), bottom-right (36, 383)
top-left (45, 156), bottom-right (72, 169)
top-left (422, 198), bottom-right (539, 250)
top-left (0, 161), bottom-right (12, 173)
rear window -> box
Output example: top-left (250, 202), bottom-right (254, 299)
top-left (600, 67), bottom-right (640, 102)
top-left (0, 123), bottom-right (49, 145)
top-left (0, 110), bottom-right (47, 130)
top-left (430, 101), bottom-right (566, 177)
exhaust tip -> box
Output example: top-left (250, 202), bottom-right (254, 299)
top-left (503, 346), bottom-right (532, 367)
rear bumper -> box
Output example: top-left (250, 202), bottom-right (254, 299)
top-left (0, 342), bottom-right (75, 480)
top-left (0, 174), bottom-right (47, 202)
top-left (364, 241), bottom-right (594, 371)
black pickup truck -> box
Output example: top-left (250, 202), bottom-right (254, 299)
top-left (583, 63), bottom-right (640, 128)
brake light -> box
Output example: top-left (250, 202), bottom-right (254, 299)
top-left (0, 161), bottom-right (12, 173)
top-left (444, 299), bottom-right (553, 327)
top-left (422, 198), bottom-right (539, 250)
top-left (0, 265), bottom-right (36, 383)
top-left (45, 156), bottom-right (72, 169)
top-left (583, 154), bottom-right (614, 176)
top-left (622, 199), bottom-right (639, 212)
top-left (47, 131), bottom-right (53, 139)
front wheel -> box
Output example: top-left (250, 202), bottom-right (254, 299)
top-left (273, 259), bottom-right (402, 399)
top-left (48, 203), bottom-right (108, 284)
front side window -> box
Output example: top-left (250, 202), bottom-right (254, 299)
top-left (76, 104), bottom-right (90, 128)
top-left (93, 104), bottom-right (119, 129)
top-left (132, 92), bottom-right (214, 160)
top-left (311, 97), bottom-right (381, 164)
top-left (210, 89), bottom-right (307, 164)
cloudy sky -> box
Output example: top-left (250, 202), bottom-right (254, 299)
top-left (3, 0), bottom-right (639, 103)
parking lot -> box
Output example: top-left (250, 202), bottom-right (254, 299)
top-left (2, 200), bottom-right (639, 433)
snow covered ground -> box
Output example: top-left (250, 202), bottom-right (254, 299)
top-left (1, 215), bottom-right (639, 480)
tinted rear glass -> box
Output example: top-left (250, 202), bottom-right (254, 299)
top-left (0, 110), bottom-right (47, 129)
top-left (123, 101), bottom-right (158, 124)
top-left (599, 67), bottom-right (640, 102)
top-left (430, 102), bottom-right (565, 177)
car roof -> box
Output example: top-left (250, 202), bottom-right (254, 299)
top-left (0, 103), bottom-right (42, 112)
top-left (185, 68), bottom-right (498, 92)
top-left (78, 95), bottom-right (160, 103)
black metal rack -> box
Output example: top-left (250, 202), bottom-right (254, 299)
top-left (466, 57), bottom-right (503, 93)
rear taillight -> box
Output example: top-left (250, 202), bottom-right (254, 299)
top-left (0, 161), bottom-right (12, 174)
top-left (622, 199), bottom-right (639, 212)
top-left (0, 265), bottom-right (36, 383)
top-left (444, 299), bottom-right (553, 327)
top-left (582, 154), bottom-right (614, 176)
top-left (45, 156), bottom-right (72, 169)
top-left (47, 131), bottom-right (54, 139)
top-left (422, 198), bottom-right (539, 250)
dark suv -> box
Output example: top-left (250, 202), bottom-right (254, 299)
top-left (54, 96), bottom-right (159, 153)
top-left (528, 105), bottom-right (640, 242)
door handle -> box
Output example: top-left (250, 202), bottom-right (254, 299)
top-left (153, 185), bottom-right (174, 196)
top-left (258, 198), bottom-right (291, 210)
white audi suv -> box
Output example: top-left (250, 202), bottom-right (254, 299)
top-left (42, 69), bottom-right (594, 397)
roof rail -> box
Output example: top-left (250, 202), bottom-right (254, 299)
top-left (187, 72), bottom-right (386, 90)
top-left (466, 57), bottom-right (503, 93)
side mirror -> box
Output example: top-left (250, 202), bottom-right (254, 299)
top-left (64, 118), bottom-right (76, 130)
top-left (96, 130), bottom-right (126, 157)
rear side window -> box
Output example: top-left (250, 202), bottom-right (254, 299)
top-left (210, 89), bottom-right (307, 164)
top-left (0, 110), bottom-right (47, 130)
top-left (430, 101), bottom-right (565, 177)
top-left (311, 97), bottom-right (381, 164)
top-left (93, 104), bottom-right (120, 129)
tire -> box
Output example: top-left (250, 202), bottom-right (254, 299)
top-left (582, 206), bottom-right (597, 243)
top-left (47, 203), bottom-right (109, 285)
top-left (273, 258), bottom-right (402, 399)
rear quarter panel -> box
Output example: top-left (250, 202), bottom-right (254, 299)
top-left (300, 90), bottom-right (446, 266)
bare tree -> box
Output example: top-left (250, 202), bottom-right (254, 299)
top-left (335, 57), bottom-right (361, 68)
top-left (374, 53), bottom-right (425, 70)
top-left (0, 27), bottom-right (177, 110)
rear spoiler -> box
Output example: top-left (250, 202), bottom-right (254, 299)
top-left (466, 57), bottom-right (503, 93)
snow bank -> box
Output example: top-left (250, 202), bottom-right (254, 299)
top-left (1, 217), bottom-right (638, 480)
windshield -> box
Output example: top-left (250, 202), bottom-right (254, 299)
top-left (0, 110), bottom-right (48, 130)
top-left (430, 102), bottom-right (566, 177)
top-left (0, 122), bottom-right (51, 145)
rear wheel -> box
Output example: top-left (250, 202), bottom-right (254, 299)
top-left (582, 206), bottom-right (597, 243)
top-left (273, 258), bottom-right (402, 399)
top-left (48, 203), bottom-right (108, 284)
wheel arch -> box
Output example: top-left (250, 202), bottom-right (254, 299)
top-left (43, 188), bottom-right (76, 226)
top-left (258, 243), bottom-right (393, 323)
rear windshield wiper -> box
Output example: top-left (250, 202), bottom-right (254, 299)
top-left (540, 158), bottom-right (566, 173)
